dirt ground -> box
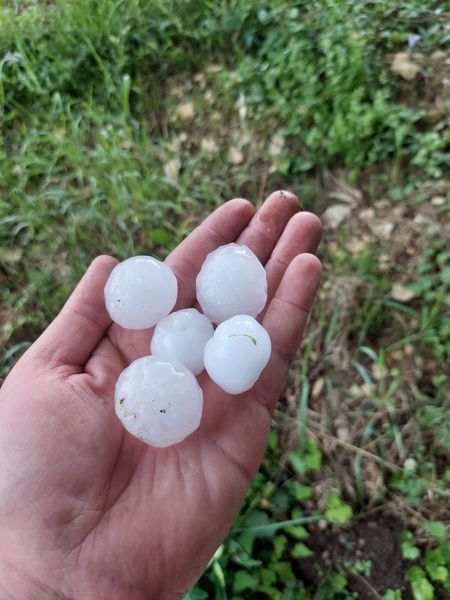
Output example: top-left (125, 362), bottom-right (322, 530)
top-left (296, 513), bottom-right (436, 599)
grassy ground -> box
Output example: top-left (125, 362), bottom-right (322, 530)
top-left (1, 1), bottom-right (449, 598)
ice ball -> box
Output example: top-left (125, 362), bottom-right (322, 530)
top-left (204, 315), bottom-right (271, 394)
top-left (115, 356), bottom-right (203, 447)
top-left (105, 256), bottom-right (178, 330)
top-left (196, 243), bottom-right (267, 324)
top-left (151, 308), bottom-right (214, 375)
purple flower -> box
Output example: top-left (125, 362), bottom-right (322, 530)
top-left (408, 34), bottom-right (422, 49)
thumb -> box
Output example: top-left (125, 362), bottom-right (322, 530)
top-left (30, 255), bottom-right (117, 369)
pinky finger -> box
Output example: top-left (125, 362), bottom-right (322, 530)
top-left (256, 253), bottom-right (322, 413)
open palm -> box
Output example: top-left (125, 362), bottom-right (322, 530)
top-left (0, 192), bottom-right (322, 599)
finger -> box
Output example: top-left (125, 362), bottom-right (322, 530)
top-left (108, 199), bottom-right (255, 362)
top-left (263, 212), bottom-right (322, 311)
top-left (236, 190), bottom-right (300, 264)
top-left (199, 253), bottom-right (322, 461)
top-left (30, 255), bottom-right (118, 369)
top-left (257, 253), bottom-right (322, 412)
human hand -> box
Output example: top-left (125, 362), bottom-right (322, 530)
top-left (0, 191), bottom-right (322, 599)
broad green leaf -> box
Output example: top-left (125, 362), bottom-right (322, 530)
top-left (233, 570), bottom-right (258, 593)
top-left (260, 568), bottom-right (277, 586)
top-left (383, 590), bottom-right (403, 600)
top-left (286, 525), bottom-right (310, 540)
top-left (272, 534), bottom-right (288, 560)
top-left (401, 540), bottom-right (420, 560)
top-left (228, 539), bottom-right (262, 569)
top-left (292, 483), bottom-right (314, 501)
top-left (183, 588), bottom-right (209, 600)
top-left (408, 566), bottom-right (427, 582)
top-left (410, 578), bottom-right (434, 600)
top-left (273, 561), bottom-right (294, 582)
top-left (292, 543), bottom-right (314, 558)
top-left (324, 494), bottom-right (353, 525)
top-left (426, 564), bottom-right (448, 584)
top-left (423, 521), bottom-right (447, 539)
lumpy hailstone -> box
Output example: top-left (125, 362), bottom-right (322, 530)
top-left (115, 356), bottom-right (203, 447)
top-left (151, 308), bottom-right (214, 375)
top-left (204, 315), bottom-right (271, 394)
top-left (196, 243), bottom-right (267, 323)
top-left (104, 256), bottom-right (177, 330)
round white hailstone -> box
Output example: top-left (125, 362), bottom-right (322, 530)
top-left (115, 356), bottom-right (203, 448)
top-left (151, 308), bottom-right (214, 375)
top-left (104, 256), bottom-right (178, 330)
top-left (196, 243), bottom-right (267, 323)
top-left (204, 315), bottom-right (271, 395)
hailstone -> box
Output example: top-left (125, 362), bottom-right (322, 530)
top-left (204, 315), bottom-right (271, 394)
top-left (104, 256), bottom-right (178, 330)
top-left (115, 356), bottom-right (203, 447)
top-left (196, 243), bottom-right (267, 323)
top-left (151, 308), bottom-right (214, 375)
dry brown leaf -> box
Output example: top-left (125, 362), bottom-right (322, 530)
top-left (163, 158), bottom-right (181, 182)
top-left (312, 377), bottom-right (325, 399)
top-left (175, 101), bottom-right (195, 120)
top-left (228, 147), bottom-right (244, 165)
top-left (322, 204), bottom-right (351, 230)
top-left (200, 136), bottom-right (217, 152)
top-left (391, 284), bottom-right (417, 303)
top-left (391, 52), bottom-right (420, 81)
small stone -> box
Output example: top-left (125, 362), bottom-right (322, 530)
top-left (431, 196), bottom-right (446, 206)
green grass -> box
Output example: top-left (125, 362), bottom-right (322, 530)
top-left (1, 1), bottom-right (449, 598)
